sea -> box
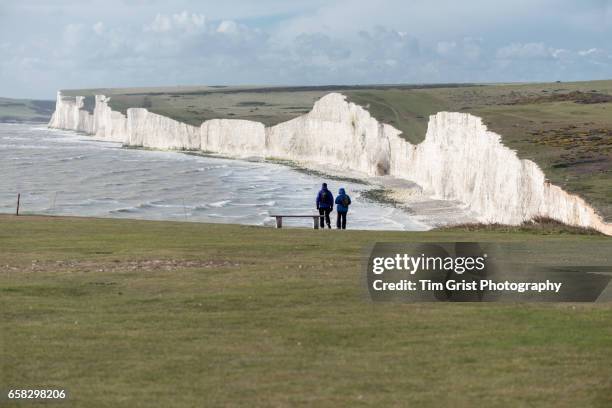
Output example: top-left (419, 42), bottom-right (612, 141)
top-left (0, 123), bottom-right (428, 230)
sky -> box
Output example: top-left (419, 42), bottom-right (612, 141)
top-left (0, 0), bottom-right (611, 99)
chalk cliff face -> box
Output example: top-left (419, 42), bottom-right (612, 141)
top-left (127, 108), bottom-right (200, 150)
top-left (265, 94), bottom-right (394, 176)
top-left (202, 119), bottom-right (266, 157)
top-left (48, 91), bottom-right (611, 235)
top-left (93, 95), bottom-right (127, 142)
top-left (49, 92), bottom-right (126, 141)
top-left (393, 113), bottom-right (611, 234)
top-left (49, 92), bottom-right (94, 133)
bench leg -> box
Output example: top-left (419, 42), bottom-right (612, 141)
top-left (275, 216), bottom-right (282, 228)
top-left (313, 217), bottom-right (319, 229)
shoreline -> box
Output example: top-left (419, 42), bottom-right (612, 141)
top-left (4, 123), bottom-right (432, 231)
top-left (43, 124), bottom-right (450, 229)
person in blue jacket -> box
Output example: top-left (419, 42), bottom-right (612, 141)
top-left (316, 183), bottom-right (334, 229)
top-left (335, 187), bottom-right (351, 229)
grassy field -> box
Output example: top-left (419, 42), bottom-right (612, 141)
top-left (0, 97), bottom-right (54, 123)
top-left (1, 215), bottom-right (611, 407)
top-left (62, 84), bottom-right (471, 128)
top-left (62, 80), bottom-right (612, 221)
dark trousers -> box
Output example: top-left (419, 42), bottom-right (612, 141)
top-left (336, 211), bottom-right (347, 229)
top-left (319, 208), bottom-right (331, 228)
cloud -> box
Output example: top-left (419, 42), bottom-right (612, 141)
top-left (578, 47), bottom-right (610, 61)
top-left (579, 48), bottom-right (600, 56)
top-left (496, 43), bottom-right (553, 60)
top-left (62, 23), bottom-right (84, 48)
top-left (92, 22), bottom-right (105, 35)
top-left (144, 11), bottom-right (206, 33)
top-left (495, 42), bottom-right (611, 65)
top-left (357, 27), bottom-right (421, 61)
top-left (145, 13), bottom-right (172, 32)
top-left (293, 33), bottom-right (350, 61)
top-left (216, 20), bottom-right (238, 34)
top-left (0, 1), bottom-right (611, 98)
top-left (436, 38), bottom-right (481, 60)
top-left (173, 10), bottom-right (206, 32)
top-left (436, 41), bottom-right (457, 56)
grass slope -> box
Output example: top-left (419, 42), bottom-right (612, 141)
top-left (0, 97), bottom-right (54, 123)
top-left (62, 81), bottom-right (612, 221)
top-left (61, 84), bottom-right (471, 128)
top-left (1, 215), bottom-right (611, 407)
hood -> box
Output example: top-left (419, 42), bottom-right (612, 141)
top-left (339, 188), bottom-right (346, 195)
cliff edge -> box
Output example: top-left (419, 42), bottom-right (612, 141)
top-left (48, 91), bottom-right (612, 235)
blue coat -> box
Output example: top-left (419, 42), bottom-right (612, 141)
top-left (316, 188), bottom-right (334, 209)
top-left (335, 188), bottom-right (351, 212)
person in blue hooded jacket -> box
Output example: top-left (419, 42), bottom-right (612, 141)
top-left (316, 183), bottom-right (334, 229)
top-left (335, 187), bottom-right (351, 229)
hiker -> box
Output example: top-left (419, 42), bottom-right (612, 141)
top-left (335, 187), bottom-right (352, 229)
top-left (316, 183), bottom-right (334, 229)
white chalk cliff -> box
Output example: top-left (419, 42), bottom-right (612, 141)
top-left (48, 91), bottom-right (612, 235)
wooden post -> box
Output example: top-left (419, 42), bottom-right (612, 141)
top-left (16, 193), bottom-right (20, 216)
top-left (313, 216), bottom-right (319, 229)
top-left (275, 216), bottom-right (282, 228)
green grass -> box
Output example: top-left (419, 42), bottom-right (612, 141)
top-left (0, 97), bottom-right (54, 123)
top-left (63, 85), bottom-right (329, 127)
top-left (1, 215), bottom-right (611, 407)
top-left (61, 84), bottom-right (470, 128)
top-left (344, 88), bottom-right (450, 144)
top-left (437, 216), bottom-right (604, 235)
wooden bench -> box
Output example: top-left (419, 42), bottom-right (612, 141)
top-left (270, 214), bottom-right (321, 229)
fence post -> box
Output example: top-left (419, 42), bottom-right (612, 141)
top-left (16, 193), bottom-right (20, 216)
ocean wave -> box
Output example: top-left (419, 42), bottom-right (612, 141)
top-left (178, 164), bottom-right (229, 174)
top-left (217, 170), bottom-right (235, 178)
top-left (109, 207), bottom-right (139, 214)
top-left (58, 155), bottom-right (87, 162)
top-left (232, 203), bottom-right (260, 207)
top-left (1, 136), bottom-right (29, 141)
top-left (140, 201), bottom-right (185, 209)
top-left (205, 213), bottom-right (251, 219)
top-left (209, 200), bottom-right (231, 208)
top-left (106, 169), bottom-right (137, 176)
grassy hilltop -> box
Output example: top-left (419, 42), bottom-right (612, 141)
top-left (63, 80), bottom-right (612, 222)
top-left (1, 215), bottom-right (611, 407)
top-left (0, 97), bottom-right (55, 123)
